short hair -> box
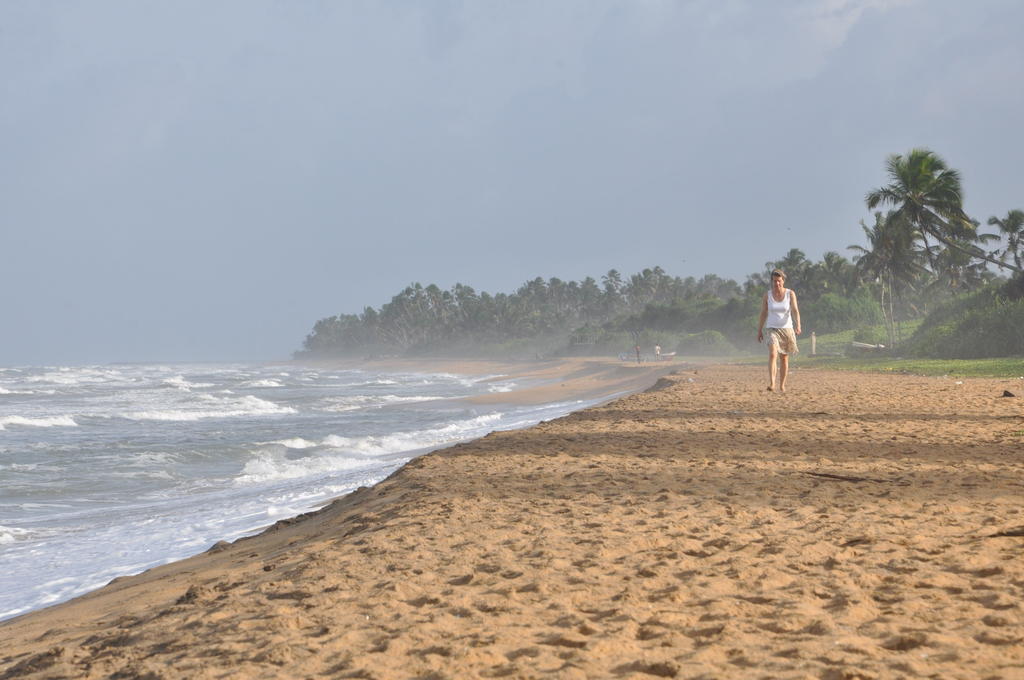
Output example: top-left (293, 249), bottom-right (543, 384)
top-left (770, 268), bottom-right (786, 279)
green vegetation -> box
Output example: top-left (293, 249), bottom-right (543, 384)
top-left (298, 148), bottom-right (1023, 363)
top-left (800, 319), bottom-right (924, 357)
top-left (795, 356), bottom-right (1024, 378)
top-left (906, 293), bottom-right (1024, 359)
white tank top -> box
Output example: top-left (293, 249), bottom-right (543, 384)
top-left (766, 289), bottom-right (793, 329)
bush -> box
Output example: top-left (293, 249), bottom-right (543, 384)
top-left (1001, 271), bottom-right (1024, 301)
top-left (853, 326), bottom-right (887, 345)
top-left (803, 290), bottom-right (884, 334)
top-left (676, 330), bottom-right (736, 356)
top-left (907, 287), bottom-right (1024, 358)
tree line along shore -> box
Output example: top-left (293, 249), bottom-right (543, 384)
top-left (299, 149), bottom-right (1024, 364)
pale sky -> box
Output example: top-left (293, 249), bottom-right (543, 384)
top-left (3, 0), bottom-right (1022, 364)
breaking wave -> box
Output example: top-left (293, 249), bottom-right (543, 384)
top-left (0, 415), bottom-right (78, 430)
top-left (125, 395), bottom-right (296, 421)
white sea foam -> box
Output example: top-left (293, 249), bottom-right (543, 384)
top-left (26, 368), bottom-right (124, 386)
top-left (318, 413), bottom-right (503, 457)
top-left (162, 375), bottom-right (216, 390)
top-left (162, 376), bottom-right (190, 390)
top-left (110, 469), bottom-right (176, 481)
top-left (235, 452), bottom-right (377, 485)
top-left (4, 463), bottom-right (46, 472)
top-left (238, 413), bottom-right (506, 486)
top-left (0, 389), bottom-right (57, 395)
top-left (124, 395), bottom-right (296, 421)
top-left (127, 451), bottom-right (177, 466)
top-left (276, 437), bottom-right (318, 449)
top-left (0, 525), bottom-right (34, 545)
top-left (319, 394), bottom-right (442, 412)
top-left (0, 415), bottom-right (78, 429)
top-left (241, 379), bottom-right (283, 388)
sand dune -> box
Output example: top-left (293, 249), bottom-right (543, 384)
top-left (2, 364), bottom-right (1022, 679)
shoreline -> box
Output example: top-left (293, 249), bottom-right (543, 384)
top-left (0, 357), bottom-right (679, 620)
top-left (2, 363), bottom-right (1022, 678)
top-left (295, 355), bottom-right (690, 405)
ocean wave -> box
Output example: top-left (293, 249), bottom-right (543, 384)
top-left (109, 470), bottom-right (176, 481)
top-left (0, 387), bottom-right (53, 395)
top-left (128, 451), bottom-right (178, 466)
top-left (234, 452), bottom-right (377, 485)
top-left (319, 394), bottom-right (443, 412)
top-left (241, 379), bottom-right (284, 388)
top-left (275, 437), bottom-right (318, 449)
top-left (318, 412), bottom-right (503, 457)
top-left (2, 463), bottom-right (59, 472)
top-left (25, 367), bottom-right (125, 386)
top-left (0, 415), bottom-right (78, 430)
top-left (161, 376), bottom-right (215, 391)
top-left (124, 395), bottom-right (296, 421)
top-left (328, 378), bottom-right (404, 388)
top-left (402, 371), bottom-right (512, 388)
top-left (0, 525), bottom-right (35, 545)
top-left (235, 412), bottom-right (505, 486)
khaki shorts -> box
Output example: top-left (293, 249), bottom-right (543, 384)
top-left (767, 328), bottom-right (799, 356)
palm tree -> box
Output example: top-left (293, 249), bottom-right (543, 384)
top-left (769, 248), bottom-right (812, 291)
top-left (925, 239), bottom-right (997, 294)
top-left (988, 209), bottom-right (1024, 270)
top-left (865, 149), bottom-right (1021, 273)
top-left (808, 251), bottom-right (857, 296)
top-left (849, 211), bottom-right (926, 347)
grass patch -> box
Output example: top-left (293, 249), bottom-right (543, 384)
top-left (717, 319), bottom-right (1024, 377)
top-left (733, 321), bottom-right (1024, 377)
top-left (794, 355), bottom-right (1024, 378)
top-left (807, 319), bottom-right (924, 356)
top-left (732, 321), bottom-right (922, 364)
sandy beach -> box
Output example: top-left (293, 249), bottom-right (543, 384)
top-left (2, 362), bottom-right (1022, 679)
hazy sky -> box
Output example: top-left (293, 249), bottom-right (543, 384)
top-left (3, 0), bottom-right (1022, 364)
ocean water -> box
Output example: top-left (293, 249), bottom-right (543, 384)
top-left (0, 362), bottom-right (603, 621)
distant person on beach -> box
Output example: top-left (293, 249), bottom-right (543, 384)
top-left (654, 344), bottom-right (661, 359)
top-left (757, 268), bottom-right (801, 392)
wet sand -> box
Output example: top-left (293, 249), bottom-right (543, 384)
top-left (2, 363), bottom-right (1023, 679)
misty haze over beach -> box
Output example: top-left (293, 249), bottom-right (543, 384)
top-left (3, 4), bottom-right (1024, 678)
top-left (3, 1), bottom-right (1023, 365)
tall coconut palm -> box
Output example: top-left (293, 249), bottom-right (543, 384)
top-left (809, 251), bottom-right (857, 296)
top-left (988, 209), bottom-right (1024, 270)
top-left (866, 149), bottom-right (1021, 273)
top-left (925, 238), bottom-right (998, 294)
top-left (849, 211), bottom-right (926, 347)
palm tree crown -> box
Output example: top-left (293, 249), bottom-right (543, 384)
top-left (988, 209), bottom-right (1024, 270)
top-left (865, 148), bottom-right (1021, 273)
